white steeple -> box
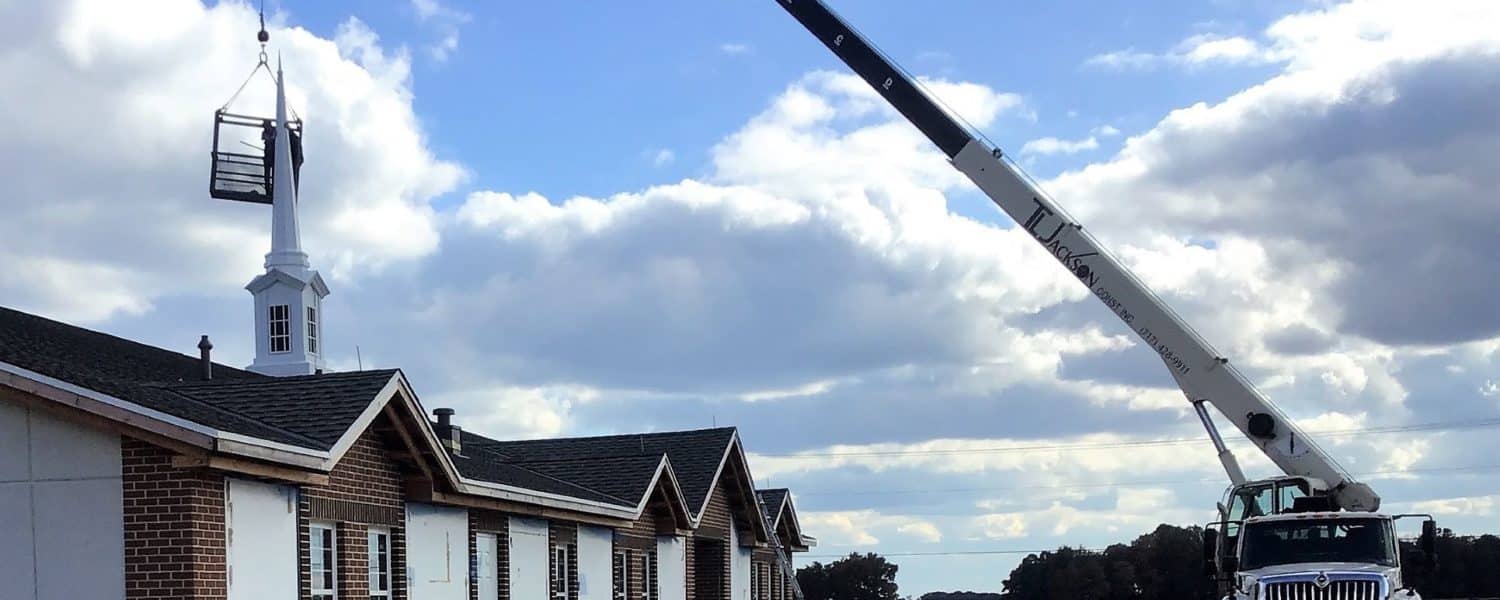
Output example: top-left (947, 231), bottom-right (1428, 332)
top-left (247, 60), bottom-right (329, 377)
top-left (265, 58), bottom-right (309, 274)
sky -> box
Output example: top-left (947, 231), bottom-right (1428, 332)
top-left (2, 0), bottom-right (1499, 594)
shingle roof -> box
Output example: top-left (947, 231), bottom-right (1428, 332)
top-left (515, 455), bottom-right (665, 506)
top-left (0, 305), bottom-right (392, 451)
top-left (454, 431), bottom-right (637, 507)
top-left (758, 488), bottom-right (790, 524)
top-left (0, 305), bottom-right (744, 516)
top-left (163, 370), bottom-right (397, 448)
top-left (474, 428), bottom-right (737, 516)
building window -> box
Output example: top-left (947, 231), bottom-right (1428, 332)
top-left (269, 304), bottom-right (291, 353)
top-left (368, 528), bottom-right (391, 598)
top-left (306, 306), bottom-right (319, 354)
top-left (552, 545), bottom-right (570, 600)
top-left (643, 550), bottom-right (657, 600)
top-left (751, 562), bottom-right (759, 600)
top-left (613, 550), bottom-right (632, 600)
top-left (310, 523), bottom-right (337, 600)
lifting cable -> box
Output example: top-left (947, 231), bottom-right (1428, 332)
top-left (218, 0), bottom-right (299, 122)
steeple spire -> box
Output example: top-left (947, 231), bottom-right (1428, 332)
top-left (244, 58), bottom-right (329, 377)
top-left (265, 57), bottom-right (309, 274)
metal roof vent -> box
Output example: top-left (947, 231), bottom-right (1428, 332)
top-left (433, 408), bottom-right (461, 454)
top-left (197, 335), bottom-right (214, 381)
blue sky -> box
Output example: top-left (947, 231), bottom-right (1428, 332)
top-left (281, 0), bottom-right (1293, 199)
top-left (3, 0), bottom-right (1500, 595)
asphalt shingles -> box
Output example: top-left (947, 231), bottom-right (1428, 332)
top-left (0, 305), bottom-right (389, 450)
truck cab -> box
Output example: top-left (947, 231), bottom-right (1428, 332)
top-left (1205, 480), bottom-right (1436, 600)
top-left (1232, 513), bottom-right (1407, 599)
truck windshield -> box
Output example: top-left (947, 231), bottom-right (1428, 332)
top-left (1239, 518), bottom-right (1396, 570)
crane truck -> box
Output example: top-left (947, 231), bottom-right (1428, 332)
top-left (767, 1), bottom-right (1439, 598)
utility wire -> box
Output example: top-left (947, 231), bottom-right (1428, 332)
top-left (804, 549), bottom-right (1059, 559)
top-left (758, 416), bottom-right (1500, 459)
top-left (793, 462), bottom-right (1500, 498)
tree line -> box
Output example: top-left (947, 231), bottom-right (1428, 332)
top-left (796, 525), bottom-right (1500, 600)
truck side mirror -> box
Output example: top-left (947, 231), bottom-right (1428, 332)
top-left (1202, 527), bottom-right (1219, 576)
top-left (1421, 520), bottom-right (1437, 560)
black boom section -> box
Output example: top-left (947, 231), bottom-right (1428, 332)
top-left (773, 0), bottom-right (974, 158)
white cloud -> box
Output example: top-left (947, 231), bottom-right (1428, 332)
top-left (748, 431), bottom-right (1224, 480)
top-left (1086, 34), bottom-right (1271, 70)
top-left (974, 488), bottom-right (1199, 539)
top-left (1180, 34), bottom-right (1265, 64)
top-left (1092, 125), bottom-right (1121, 137)
top-left (800, 510), bottom-right (942, 546)
top-left (436, 384), bottom-right (599, 440)
top-left (720, 42), bottom-right (751, 56)
top-left (897, 521), bottom-right (944, 543)
top-left (1412, 495), bottom-right (1495, 517)
top-left (0, 1), bottom-right (461, 323)
top-left (1021, 136), bottom-right (1100, 156)
top-left (409, 0), bottom-right (469, 62)
top-left (652, 148), bottom-right (676, 167)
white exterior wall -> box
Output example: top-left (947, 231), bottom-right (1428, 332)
top-left (656, 536), bottom-right (687, 600)
top-left (509, 517), bottom-right (550, 600)
top-left (407, 503), bottom-right (471, 600)
top-left (476, 532), bottom-right (500, 600)
top-left (226, 478), bottom-right (298, 600)
top-left (0, 400), bottom-right (123, 600)
top-left (576, 525), bottom-right (613, 600)
top-left (730, 526), bottom-right (752, 600)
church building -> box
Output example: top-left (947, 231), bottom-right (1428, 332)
top-left (0, 37), bottom-right (812, 600)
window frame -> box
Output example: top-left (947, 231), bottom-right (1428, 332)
top-left (643, 550), bottom-right (657, 600)
top-left (367, 527), bottom-right (391, 598)
top-left (309, 522), bottom-right (338, 600)
top-left (552, 544), bottom-right (570, 600)
top-left (306, 305), bottom-right (319, 355)
top-left (268, 304), bottom-right (292, 354)
top-left (613, 549), bottom-right (632, 600)
top-left (751, 561), bottom-right (759, 600)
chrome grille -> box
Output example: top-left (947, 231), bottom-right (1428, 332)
top-left (1264, 579), bottom-right (1381, 600)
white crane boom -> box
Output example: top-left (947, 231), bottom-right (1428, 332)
top-left (771, 0), bottom-right (1379, 513)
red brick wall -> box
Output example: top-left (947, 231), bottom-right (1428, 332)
top-left (300, 424), bottom-right (410, 600)
top-left (687, 484), bottom-right (738, 600)
top-left (305, 427), bottom-right (405, 508)
top-left (617, 498), bottom-right (675, 600)
top-left (122, 437), bottom-right (228, 600)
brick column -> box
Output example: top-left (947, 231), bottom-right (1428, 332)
top-left (338, 522), bottom-right (369, 598)
top-left (392, 525), bottom-right (409, 600)
top-left (122, 438), bottom-right (228, 600)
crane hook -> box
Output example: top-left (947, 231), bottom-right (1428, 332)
top-left (256, 1), bottom-right (269, 64)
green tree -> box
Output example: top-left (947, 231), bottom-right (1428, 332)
top-left (1001, 525), bottom-right (1213, 600)
top-left (798, 553), bottom-right (901, 600)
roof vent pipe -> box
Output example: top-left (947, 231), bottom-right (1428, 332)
top-left (197, 335), bottom-right (214, 380)
top-left (432, 408), bottom-right (461, 454)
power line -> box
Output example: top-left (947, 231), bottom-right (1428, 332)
top-left (758, 416), bottom-right (1500, 459)
top-left (791, 462), bottom-right (1500, 502)
top-left (804, 549), bottom-right (1058, 559)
